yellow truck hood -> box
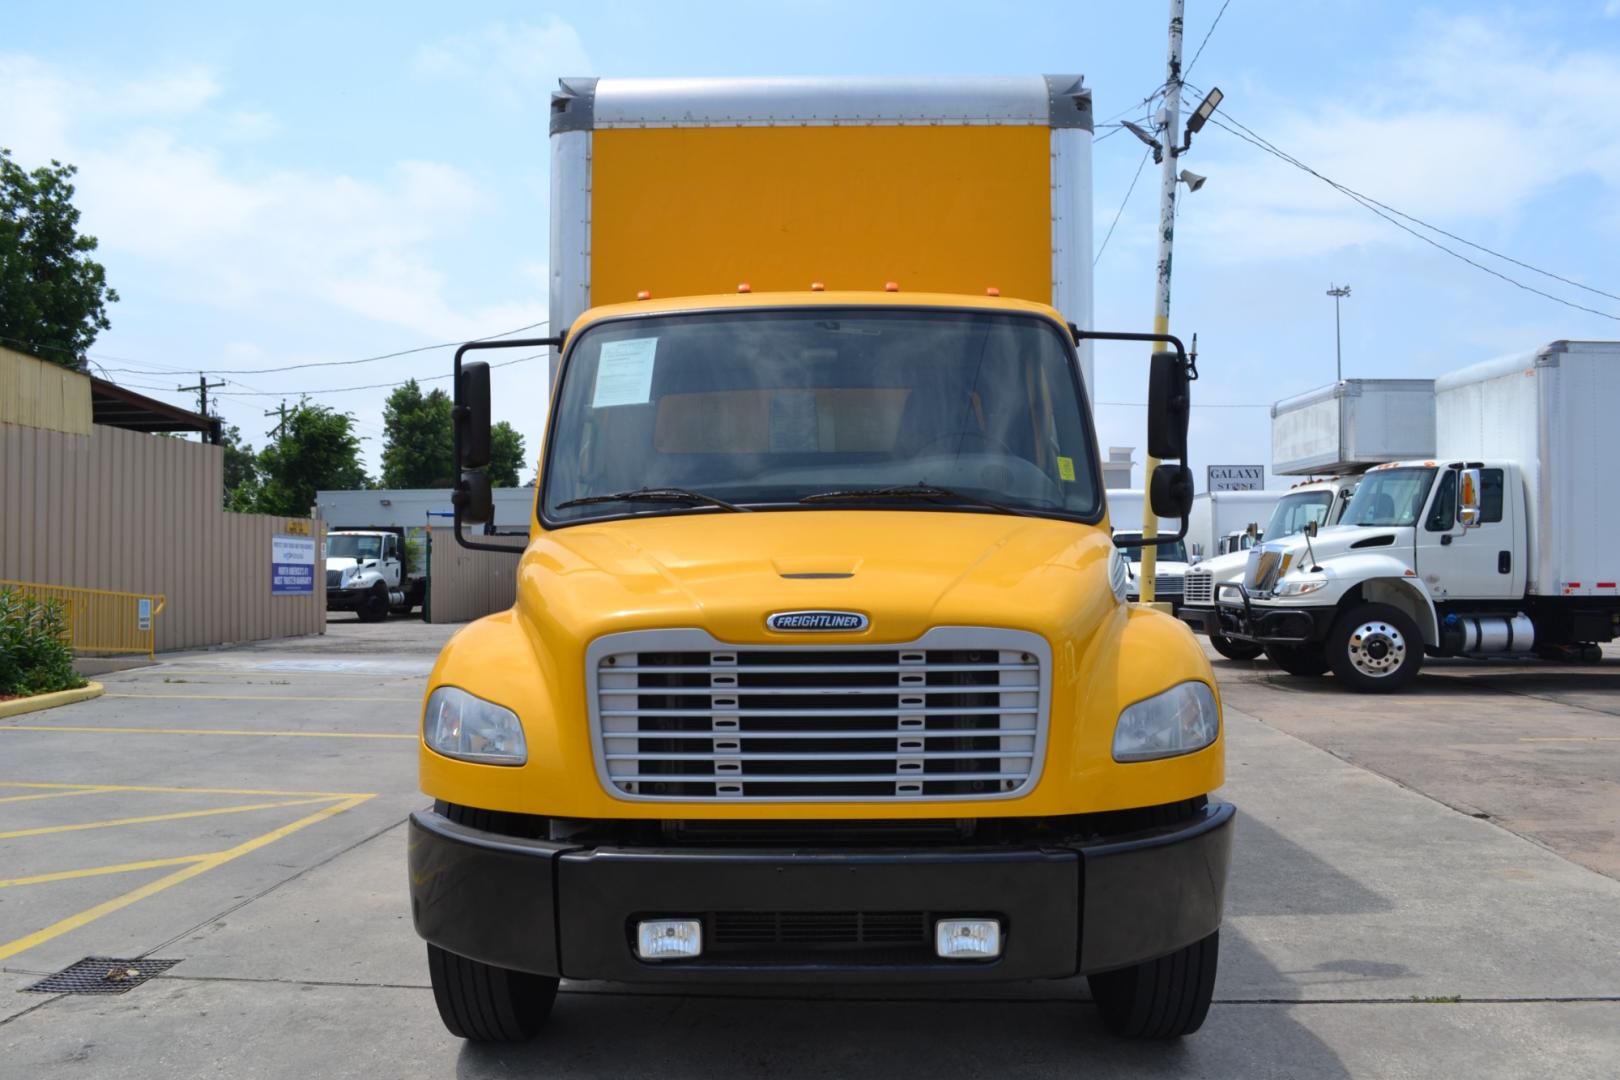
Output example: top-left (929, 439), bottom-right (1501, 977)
top-left (517, 509), bottom-right (1115, 647)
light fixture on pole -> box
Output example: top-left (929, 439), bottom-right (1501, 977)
top-left (1326, 284), bottom-right (1351, 382)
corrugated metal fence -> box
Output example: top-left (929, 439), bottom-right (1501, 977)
top-left (426, 528), bottom-right (525, 624)
top-left (1, 420), bottom-right (325, 652)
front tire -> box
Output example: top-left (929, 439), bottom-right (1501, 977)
top-left (1264, 643), bottom-right (1329, 676)
top-left (1088, 931), bottom-right (1220, 1038)
top-left (356, 584), bottom-right (389, 622)
top-left (427, 944), bottom-right (558, 1042)
top-left (1328, 603), bottom-right (1424, 692)
top-left (1210, 634), bottom-right (1264, 662)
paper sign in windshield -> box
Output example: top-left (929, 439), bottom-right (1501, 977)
top-left (592, 338), bottom-right (658, 407)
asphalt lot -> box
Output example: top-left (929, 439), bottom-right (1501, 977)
top-left (2, 617), bottom-right (1617, 1078)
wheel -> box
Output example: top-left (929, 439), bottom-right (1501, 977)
top-left (1210, 634), bottom-right (1264, 662)
top-left (1327, 603), bottom-right (1424, 692)
top-left (356, 584), bottom-right (389, 622)
top-left (1263, 643), bottom-right (1330, 676)
top-left (1088, 930), bottom-right (1219, 1038)
top-left (427, 944), bottom-right (558, 1042)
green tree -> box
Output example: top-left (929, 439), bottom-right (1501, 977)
top-left (220, 424), bottom-right (262, 511)
top-left (0, 149), bottom-right (119, 367)
top-left (380, 378), bottom-right (455, 488)
top-left (255, 401), bottom-right (368, 515)
top-left (489, 421), bottom-right (527, 487)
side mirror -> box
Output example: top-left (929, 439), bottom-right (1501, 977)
top-left (454, 470), bottom-right (493, 525)
top-left (1304, 520), bottom-right (1319, 538)
top-left (1458, 468), bottom-right (1481, 528)
top-left (1147, 350), bottom-right (1190, 460)
top-left (1149, 462), bottom-right (1194, 519)
top-left (457, 361), bottom-right (492, 469)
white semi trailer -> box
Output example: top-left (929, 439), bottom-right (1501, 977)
top-left (1215, 341), bottom-right (1620, 691)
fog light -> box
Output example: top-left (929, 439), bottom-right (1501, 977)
top-left (935, 918), bottom-right (1002, 960)
top-left (635, 919), bottom-right (702, 961)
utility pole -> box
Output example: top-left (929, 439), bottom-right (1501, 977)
top-left (264, 400), bottom-right (292, 440)
top-left (1137, 0), bottom-right (1186, 608)
top-left (1327, 284), bottom-right (1351, 382)
top-left (178, 372), bottom-right (223, 444)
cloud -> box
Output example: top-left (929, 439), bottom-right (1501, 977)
top-left (1185, 14), bottom-right (1620, 263)
top-left (414, 18), bottom-right (592, 106)
top-left (0, 52), bottom-right (542, 344)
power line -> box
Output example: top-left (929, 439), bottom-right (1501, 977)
top-left (1188, 95), bottom-right (1620, 322)
top-left (210, 351), bottom-right (548, 397)
top-left (1183, 0), bottom-right (1233, 78)
top-left (1094, 146), bottom-right (1155, 266)
top-left (96, 319), bottom-right (549, 376)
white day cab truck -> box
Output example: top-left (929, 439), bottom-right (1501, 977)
top-left (1215, 342), bottom-right (1620, 690)
top-left (1179, 378), bottom-right (1436, 662)
top-left (324, 528), bottom-right (425, 621)
top-left (408, 76), bottom-right (1234, 1045)
top-left (1105, 490), bottom-right (1190, 608)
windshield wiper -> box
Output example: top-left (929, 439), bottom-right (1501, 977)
top-left (798, 483), bottom-right (1032, 517)
top-left (555, 487), bottom-right (750, 512)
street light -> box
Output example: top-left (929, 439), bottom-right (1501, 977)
top-left (1326, 284), bottom-right (1351, 382)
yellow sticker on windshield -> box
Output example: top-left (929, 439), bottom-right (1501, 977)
top-left (1057, 456), bottom-right (1076, 482)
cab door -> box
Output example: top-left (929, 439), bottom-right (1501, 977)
top-left (1413, 466), bottom-right (1520, 600)
top-left (383, 534), bottom-right (403, 588)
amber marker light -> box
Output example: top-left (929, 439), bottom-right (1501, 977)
top-left (884, 281), bottom-right (900, 292)
top-left (985, 286), bottom-right (1001, 297)
top-left (810, 281), bottom-right (825, 292)
top-left (636, 290), bottom-right (652, 300)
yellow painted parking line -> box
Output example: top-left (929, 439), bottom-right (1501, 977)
top-left (0, 796), bottom-right (339, 840)
top-left (1, 725), bottom-right (415, 740)
top-left (0, 787), bottom-right (107, 804)
top-left (1519, 736), bottom-right (1620, 742)
top-left (0, 780), bottom-right (371, 798)
top-left (0, 855), bottom-right (212, 889)
top-left (105, 692), bottom-right (418, 702)
top-left (0, 794), bottom-right (373, 962)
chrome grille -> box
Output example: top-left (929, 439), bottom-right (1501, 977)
top-left (587, 628), bottom-right (1049, 802)
top-left (1184, 569), bottom-right (1214, 606)
top-left (1246, 547), bottom-right (1285, 596)
top-left (325, 569), bottom-right (342, 588)
top-left (1155, 574), bottom-right (1184, 596)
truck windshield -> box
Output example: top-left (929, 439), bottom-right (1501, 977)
top-left (1341, 468), bottom-right (1436, 527)
top-left (1115, 536), bottom-right (1189, 563)
top-left (543, 309), bottom-right (1100, 523)
top-left (326, 535), bottom-right (382, 560)
top-left (1263, 491), bottom-right (1335, 539)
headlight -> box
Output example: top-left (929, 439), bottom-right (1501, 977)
top-left (1274, 576), bottom-right (1327, 596)
top-left (1113, 681), bottom-right (1220, 763)
top-left (423, 686), bottom-right (527, 765)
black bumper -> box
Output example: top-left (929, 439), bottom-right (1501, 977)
top-left (408, 802), bottom-right (1234, 983)
top-left (1178, 606), bottom-right (1218, 636)
top-left (1210, 585), bottom-right (1336, 645)
top-left (326, 589), bottom-right (363, 611)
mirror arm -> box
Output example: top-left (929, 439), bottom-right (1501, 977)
top-left (452, 336), bottom-right (563, 555)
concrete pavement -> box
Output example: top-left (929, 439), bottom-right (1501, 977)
top-left (2, 621), bottom-right (1617, 1077)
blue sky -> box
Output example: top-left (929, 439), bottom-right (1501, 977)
top-left (5, 1), bottom-right (1620, 487)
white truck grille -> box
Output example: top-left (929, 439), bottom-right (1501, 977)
top-left (1184, 569), bottom-right (1214, 606)
top-left (586, 628), bottom-right (1050, 803)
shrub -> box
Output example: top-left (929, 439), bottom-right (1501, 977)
top-left (0, 589), bottom-right (86, 696)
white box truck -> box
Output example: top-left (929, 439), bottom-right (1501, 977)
top-left (1272, 379), bottom-right (1436, 476)
top-left (1186, 490), bottom-right (1284, 560)
top-left (1215, 341), bottom-right (1620, 690)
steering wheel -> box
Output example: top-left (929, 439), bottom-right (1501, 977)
top-left (912, 429), bottom-right (1019, 458)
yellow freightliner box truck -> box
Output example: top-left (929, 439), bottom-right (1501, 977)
top-left (409, 76), bottom-right (1233, 1042)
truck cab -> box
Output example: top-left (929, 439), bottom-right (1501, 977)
top-left (408, 76), bottom-right (1232, 1045)
top-left (324, 529), bottom-right (422, 621)
top-left (1180, 476), bottom-right (1356, 659)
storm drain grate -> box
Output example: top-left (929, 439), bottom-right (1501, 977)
top-left (24, 957), bottom-right (181, 995)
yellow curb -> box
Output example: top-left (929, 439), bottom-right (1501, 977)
top-left (0, 682), bottom-right (105, 720)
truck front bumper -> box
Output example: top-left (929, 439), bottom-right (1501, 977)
top-left (326, 588), bottom-right (364, 612)
top-left (1213, 585), bottom-right (1336, 645)
top-left (407, 801), bottom-right (1233, 983)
